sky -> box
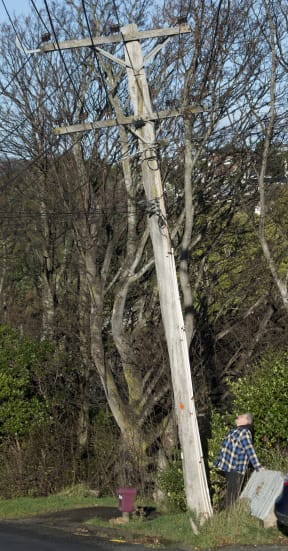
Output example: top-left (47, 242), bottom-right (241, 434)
top-left (0, 0), bottom-right (32, 24)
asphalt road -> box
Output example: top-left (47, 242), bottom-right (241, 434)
top-left (0, 521), bottom-right (287, 551)
top-left (1, 522), bottom-right (288, 551)
top-left (0, 521), bottom-right (151, 551)
top-left (0, 507), bottom-right (287, 551)
top-left (0, 522), bottom-right (287, 551)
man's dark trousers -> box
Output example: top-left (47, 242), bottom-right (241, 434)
top-left (225, 470), bottom-right (244, 507)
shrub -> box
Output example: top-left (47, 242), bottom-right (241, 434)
top-left (157, 451), bottom-right (187, 512)
top-left (208, 410), bottom-right (229, 510)
top-left (209, 349), bottom-right (288, 508)
top-left (0, 325), bottom-right (52, 438)
top-left (230, 350), bottom-right (288, 450)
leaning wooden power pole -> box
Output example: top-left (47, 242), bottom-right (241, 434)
top-left (31, 22), bottom-right (213, 524)
top-left (120, 25), bottom-right (212, 524)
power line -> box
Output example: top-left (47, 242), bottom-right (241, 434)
top-left (31, 0), bottom-right (104, 122)
top-left (0, 2), bottom-right (285, 201)
top-left (0, 3), bottom-right (106, 187)
top-left (79, 1), bottom-right (161, 173)
top-left (80, 0), bottom-right (115, 116)
top-left (111, 0), bottom-right (164, 129)
top-left (0, 0), bottom-right (41, 98)
top-left (43, 0), bottom-right (87, 112)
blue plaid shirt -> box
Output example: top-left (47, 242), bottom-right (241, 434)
top-left (214, 426), bottom-right (262, 474)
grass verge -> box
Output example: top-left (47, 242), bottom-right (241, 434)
top-left (0, 484), bottom-right (115, 519)
top-left (87, 501), bottom-right (288, 549)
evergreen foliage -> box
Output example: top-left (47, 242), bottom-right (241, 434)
top-left (230, 350), bottom-right (288, 449)
top-left (157, 451), bottom-right (186, 512)
top-left (0, 325), bottom-right (51, 438)
top-left (209, 349), bottom-right (288, 508)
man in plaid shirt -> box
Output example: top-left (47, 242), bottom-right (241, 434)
top-left (214, 412), bottom-right (263, 507)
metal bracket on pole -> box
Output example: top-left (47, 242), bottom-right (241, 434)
top-left (94, 46), bottom-right (128, 69)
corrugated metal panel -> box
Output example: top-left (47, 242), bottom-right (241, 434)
top-left (240, 470), bottom-right (284, 520)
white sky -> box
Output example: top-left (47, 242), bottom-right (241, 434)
top-left (0, 0), bottom-right (32, 24)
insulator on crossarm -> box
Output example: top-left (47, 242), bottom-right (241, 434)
top-left (41, 32), bottom-right (51, 43)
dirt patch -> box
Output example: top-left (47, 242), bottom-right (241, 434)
top-left (19, 506), bottom-right (120, 527)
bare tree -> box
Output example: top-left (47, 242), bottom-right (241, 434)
top-left (35, 0), bottom-right (176, 481)
top-left (254, 1), bottom-right (288, 313)
top-left (2, 0), bottom-right (288, 500)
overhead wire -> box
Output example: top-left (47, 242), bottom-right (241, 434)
top-left (0, 2), bottom-right (284, 198)
top-left (32, 0), bottom-right (106, 124)
top-left (154, 0), bottom-right (189, 184)
top-left (79, 0), bottom-right (150, 169)
top-left (0, 61), bottom-right (94, 192)
top-left (110, 0), bottom-right (168, 141)
top-left (0, 0), bottom-right (42, 98)
top-left (0, 0), bottom-right (71, 171)
top-left (0, 0), bottom-right (59, 182)
top-left (42, 0), bottom-right (89, 114)
top-left (80, 0), bottom-right (115, 113)
top-left (0, 1), bottom-right (109, 194)
top-left (79, 0), bottom-right (127, 161)
top-left (157, 0), bottom-right (243, 175)
top-left (31, 0), bottom-right (124, 167)
top-left (2, 0), bottom-right (280, 284)
top-left (0, 13), bottom-right (284, 239)
top-left (31, 0), bottom-right (102, 162)
top-left (109, 0), bottom-right (184, 193)
top-left (0, 2), bottom-right (74, 147)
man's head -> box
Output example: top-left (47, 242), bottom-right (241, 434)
top-left (236, 412), bottom-right (253, 427)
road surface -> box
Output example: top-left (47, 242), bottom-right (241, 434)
top-left (0, 507), bottom-right (287, 551)
top-left (0, 521), bottom-right (152, 551)
top-left (0, 522), bottom-right (287, 551)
